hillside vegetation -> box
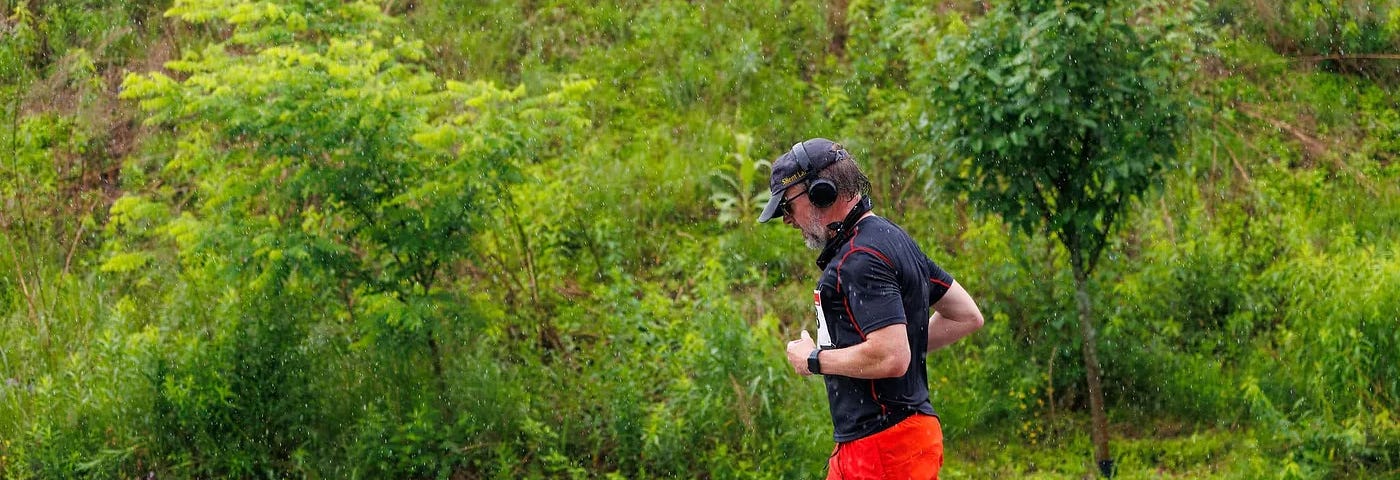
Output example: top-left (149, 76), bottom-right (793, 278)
top-left (2, 1), bottom-right (1399, 478)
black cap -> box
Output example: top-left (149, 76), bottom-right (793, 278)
top-left (757, 138), bottom-right (847, 223)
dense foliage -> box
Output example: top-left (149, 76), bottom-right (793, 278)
top-left (919, 1), bottom-right (1202, 472)
top-left (3, 0), bottom-right (1399, 478)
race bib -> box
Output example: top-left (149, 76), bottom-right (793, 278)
top-left (814, 289), bottom-right (833, 347)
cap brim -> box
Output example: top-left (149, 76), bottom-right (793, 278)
top-left (757, 192), bottom-right (784, 223)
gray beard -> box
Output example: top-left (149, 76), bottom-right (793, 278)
top-left (801, 212), bottom-right (828, 250)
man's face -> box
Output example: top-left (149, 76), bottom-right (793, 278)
top-left (779, 186), bottom-right (828, 249)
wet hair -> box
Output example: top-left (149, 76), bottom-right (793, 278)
top-left (815, 143), bottom-right (870, 200)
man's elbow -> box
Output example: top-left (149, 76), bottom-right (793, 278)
top-left (969, 310), bottom-right (985, 331)
top-left (876, 351), bottom-right (911, 378)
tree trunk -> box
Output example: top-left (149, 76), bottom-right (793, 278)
top-left (426, 331), bottom-right (454, 424)
top-left (1073, 267), bottom-right (1113, 477)
top-left (826, 0), bottom-right (848, 60)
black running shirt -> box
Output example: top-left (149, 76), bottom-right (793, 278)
top-left (814, 215), bottom-right (954, 443)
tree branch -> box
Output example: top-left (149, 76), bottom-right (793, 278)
top-left (1236, 103), bottom-right (1377, 195)
top-left (1291, 53), bottom-right (1400, 62)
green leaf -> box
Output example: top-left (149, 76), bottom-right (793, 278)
top-left (99, 252), bottom-right (153, 273)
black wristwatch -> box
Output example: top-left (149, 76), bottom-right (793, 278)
top-left (807, 348), bottom-right (823, 375)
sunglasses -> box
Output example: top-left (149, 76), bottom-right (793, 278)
top-left (778, 187), bottom-right (809, 217)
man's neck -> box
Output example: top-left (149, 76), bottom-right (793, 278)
top-left (815, 195), bottom-right (875, 269)
top-left (824, 195), bottom-right (870, 231)
top-left (820, 195), bottom-right (850, 224)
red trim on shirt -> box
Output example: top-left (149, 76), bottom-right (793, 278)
top-left (834, 225), bottom-right (889, 417)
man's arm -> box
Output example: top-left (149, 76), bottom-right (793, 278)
top-left (787, 325), bottom-right (910, 379)
top-left (927, 280), bottom-right (984, 352)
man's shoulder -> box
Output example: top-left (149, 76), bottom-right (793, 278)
top-left (853, 216), bottom-right (935, 272)
top-left (853, 216), bottom-right (917, 249)
top-left (833, 217), bottom-right (903, 267)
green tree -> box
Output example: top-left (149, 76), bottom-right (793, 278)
top-left (916, 1), bottom-right (1200, 475)
top-left (115, 0), bottom-right (590, 474)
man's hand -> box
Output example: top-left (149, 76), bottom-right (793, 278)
top-left (786, 330), bottom-right (817, 376)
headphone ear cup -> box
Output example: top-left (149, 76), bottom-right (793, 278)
top-left (808, 179), bottom-right (837, 208)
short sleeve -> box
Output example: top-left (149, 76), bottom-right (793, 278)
top-left (836, 248), bottom-right (907, 336)
top-left (926, 257), bottom-right (954, 305)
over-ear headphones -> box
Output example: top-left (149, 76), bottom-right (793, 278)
top-left (791, 141), bottom-right (838, 208)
